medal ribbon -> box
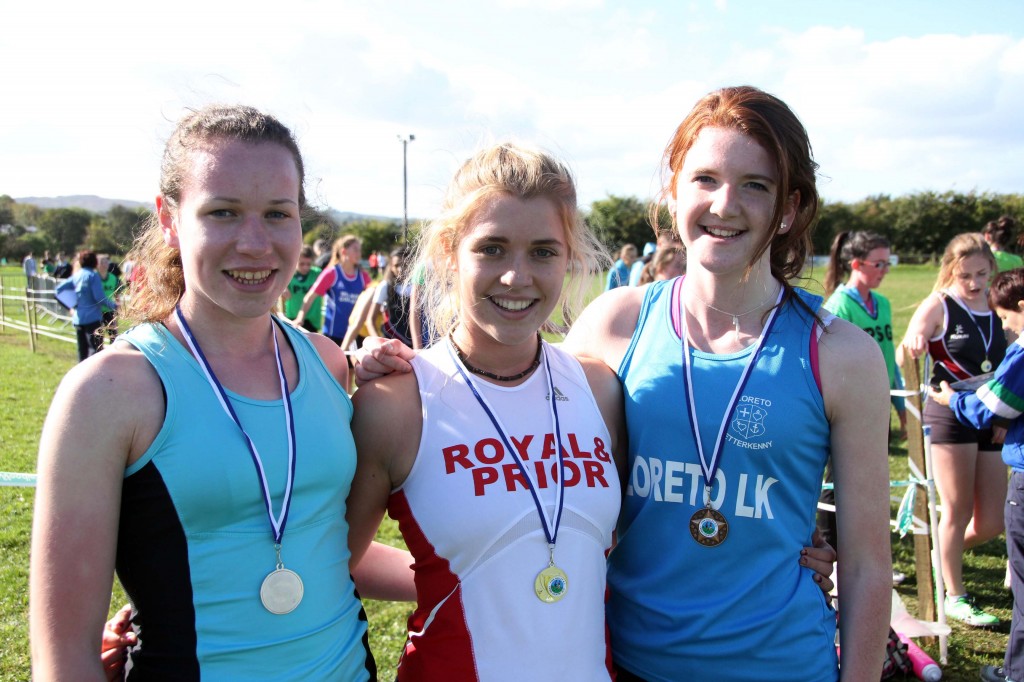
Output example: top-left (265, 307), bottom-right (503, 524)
top-left (174, 306), bottom-right (297, 545)
top-left (680, 285), bottom-right (784, 498)
top-left (944, 289), bottom-right (994, 364)
top-left (447, 339), bottom-right (565, 548)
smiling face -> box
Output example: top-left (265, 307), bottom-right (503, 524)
top-left (674, 126), bottom-right (795, 279)
top-left (452, 194), bottom-right (568, 352)
top-left (159, 139), bottom-right (302, 322)
top-left (951, 253), bottom-right (993, 304)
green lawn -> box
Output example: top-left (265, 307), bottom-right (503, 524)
top-left (0, 262), bottom-right (1013, 681)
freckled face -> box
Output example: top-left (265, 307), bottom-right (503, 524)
top-left (674, 126), bottom-right (795, 277)
top-left (160, 140), bottom-right (302, 321)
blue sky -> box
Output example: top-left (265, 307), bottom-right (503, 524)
top-left (3, 1), bottom-right (1023, 219)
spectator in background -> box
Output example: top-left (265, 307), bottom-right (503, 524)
top-left (628, 230), bottom-right (684, 286)
top-left (899, 232), bottom-right (1007, 627)
top-left (294, 234), bottom-right (371, 348)
top-left (97, 254), bottom-right (121, 345)
top-left (22, 251), bottom-right (37, 286)
top-left (279, 246), bottom-right (323, 332)
top-left (53, 253), bottom-right (72, 279)
top-left (43, 250), bottom-right (55, 276)
top-left (56, 250), bottom-right (117, 362)
top-left (374, 246), bottom-right (423, 347)
top-left (819, 231), bottom-right (905, 586)
top-left (985, 215), bottom-right (1024, 273)
top-left (823, 231), bottom-right (906, 438)
top-left (368, 251), bottom-right (379, 278)
top-left (637, 246), bottom-right (685, 286)
top-left (313, 237), bottom-right (330, 269)
top-left (605, 243), bottom-right (637, 290)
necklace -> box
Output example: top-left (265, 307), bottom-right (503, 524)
top-left (448, 331), bottom-right (543, 382)
top-left (680, 285), bottom-right (785, 547)
top-left (687, 283), bottom-right (780, 342)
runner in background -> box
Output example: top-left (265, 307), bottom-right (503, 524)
top-left (293, 235), bottom-right (370, 347)
top-left (279, 245), bottom-right (322, 333)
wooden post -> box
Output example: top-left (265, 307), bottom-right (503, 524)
top-left (901, 354), bottom-right (935, 623)
top-left (27, 289), bottom-right (37, 353)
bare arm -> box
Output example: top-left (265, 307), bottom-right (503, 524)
top-left (347, 372), bottom-right (422, 598)
top-left (353, 542), bottom-right (416, 602)
top-left (897, 294), bottom-right (943, 364)
top-left (820, 318), bottom-right (893, 682)
top-left (31, 349), bottom-right (162, 680)
top-left (341, 286), bottom-right (378, 351)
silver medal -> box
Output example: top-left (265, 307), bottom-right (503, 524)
top-left (260, 567), bottom-right (304, 614)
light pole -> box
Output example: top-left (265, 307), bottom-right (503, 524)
top-left (398, 134), bottom-right (415, 244)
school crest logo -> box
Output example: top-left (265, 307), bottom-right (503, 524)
top-left (732, 402), bottom-right (767, 439)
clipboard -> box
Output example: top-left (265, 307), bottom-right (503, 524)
top-left (55, 285), bottom-right (78, 310)
top-left (949, 372), bottom-right (994, 392)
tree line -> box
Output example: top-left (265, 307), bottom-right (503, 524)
top-left (4, 190), bottom-right (1024, 266)
top-left (587, 190), bottom-right (1024, 263)
top-left (0, 194), bottom-right (408, 263)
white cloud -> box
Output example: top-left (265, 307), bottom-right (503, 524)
top-left (3, 3), bottom-right (1024, 219)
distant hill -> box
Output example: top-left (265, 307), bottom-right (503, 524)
top-left (325, 208), bottom-right (402, 224)
top-left (15, 195), bottom-right (152, 213)
top-left (12, 196), bottom-right (402, 224)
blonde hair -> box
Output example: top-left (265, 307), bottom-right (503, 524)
top-left (121, 105), bottom-right (305, 325)
top-left (934, 232), bottom-right (995, 292)
top-left (413, 143), bottom-right (608, 343)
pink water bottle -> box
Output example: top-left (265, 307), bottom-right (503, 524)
top-left (897, 632), bottom-right (942, 681)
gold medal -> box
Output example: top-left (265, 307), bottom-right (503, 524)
top-left (260, 567), bottom-right (304, 614)
top-left (982, 359), bottom-right (993, 373)
top-left (534, 565), bottom-right (569, 603)
top-left (689, 506), bottom-right (729, 547)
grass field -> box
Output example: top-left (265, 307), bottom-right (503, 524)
top-left (0, 262), bottom-right (1013, 681)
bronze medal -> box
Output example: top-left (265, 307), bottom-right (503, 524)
top-left (689, 506), bottom-right (729, 547)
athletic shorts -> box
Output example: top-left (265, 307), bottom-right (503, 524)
top-left (924, 396), bottom-right (999, 449)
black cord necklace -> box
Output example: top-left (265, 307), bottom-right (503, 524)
top-left (449, 332), bottom-right (543, 382)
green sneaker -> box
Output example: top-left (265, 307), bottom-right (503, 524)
top-left (946, 595), bottom-right (999, 627)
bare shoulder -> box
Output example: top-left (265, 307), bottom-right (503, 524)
top-left (306, 330), bottom-right (349, 385)
top-left (352, 369), bottom-right (421, 420)
top-left (46, 341), bottom-right (165, 465)
top-left (909, 292), bottom-right (945, 324)
top-left (819, 316), bottom-right (886, 369)
top-left (818, 317), bottom-right (889, 416)
top-left (563, 285), bottom-right (645, 368)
